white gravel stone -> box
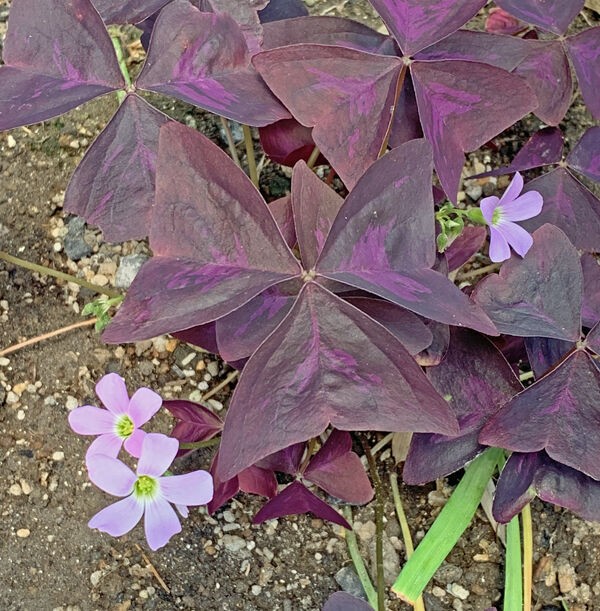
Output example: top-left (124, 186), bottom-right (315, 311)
top-left (65, 396), bottom-right (78, 411)
top-left (448, 583), bottom-right (470, 600)
top-left (52, 451), bottom-right (65, 462)
top-left (16, 528), bottom-right (30, 538)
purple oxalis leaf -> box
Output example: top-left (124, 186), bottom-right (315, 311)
top-left (581, 254), bottom-right (600, 329)
top-left (291, 162), bottom-right (344, 270)
top-left (103, 122), bottom-right (301, 343)
top-left (494, 452), bottom-right (600, 524)
top-left (524, 337), bottom-right (575, 380)
top-left (92, 0), bottom-right (171, 24)
top-left (444, 226), bottom-right (487, 272)
top-left (566, 127), bottom-right (600, 183)
top-left (519, 168), bottom-right (600, 252)
top-left (268, 195), bottom-right (296, 248)
top-left (135, 0), bottom-right (289, 126)
top-left (215, 280), bottom-right (301, 362)
top-left (0, 0), bottom-right (125, 131)
top-left (470, 127), bottom-right (564, 179)
top-left (567, 28), bottom-right (600, 120)
top-left (472, 225), bottom-right (583, 341)
top-left (345, 297), bottom-right (433, 356)
top-left (480, 350), bottom-right (600, 480)
top-left (315, 140), bottom-right (497, 335)
top-left (323, 592), bottom-right (373, 611)
top-left (410, 60), bottom-right (537, 201)
top-left (261, 15), bottom-right (393, 54)
top-left (217, 282), bottom-right (459, 481)
top-left (587, 321), bottom-right (600, 357)
top-left (368, 0), bottom-right (486, 56)
top-left (163, 399), bottom-right (223, 456)
top-left (258, 0), bottom-right (308, 23)
top-left (253, 44), bottom-right (403, 190)
top-left (303, 430), bottom-right (374, 504)
top-left (259, 119), bottom-right (323, 168)
top-left (403, 328), bottom-right (522, 484)
top-left (256, 443), bottom-right (306, 476)
top-left (64, 94), bottom-right (170, 241)
top-left (252, 481), bottom-right (351, 529)
top-left (495, 0), bottom-right (584, 35)
top-left (195, 0), bottom-right (268, 54)
top-left (172, 322), bottom-right (220, 355)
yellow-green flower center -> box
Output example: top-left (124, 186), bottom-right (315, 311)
top-left (491, 207), bottom-right (503, 226)
top-left (134, 475), bottom-right (157, 499)
top-left (115, 414), bottom-right (135, 439)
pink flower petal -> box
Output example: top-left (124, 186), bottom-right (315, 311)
top-left (159, 471), bottom-right (214, 506)
top-left (96, 373), bottom-right (130, 415)
top-left (488, 226), bottom-right (511, 262)
top-left (176, 504), bottom-right (189, 518)
top-left (68, 406), bottom-right (116, 435)
top-left (499, 191), bottom-right (543, 222)
top-left (144, 497), bottom-right (182, 550)
top-left (88, 495), bottom-right (144, 537)
top-left (498, 172), bottom-right (524, 206)
top-left (85, 433), bottom-right (123, 461)
top-left (137, 433), bottom-right (179, 477)
top-left (127, 387), bottom-right (162, 426)
top-left (87, 454), bottom-right (136, 496)
top-left (497, 221), bottom-right (534, 257)
top-left (123, 428), bottom-right (146, 458)
top-left (480, 196), bottom-right (500, 225)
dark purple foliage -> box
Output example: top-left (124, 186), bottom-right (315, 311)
top-left (92, 0), bottom-right (171, 24)
top-left (323, 592), bottom-right (372, 611)
top-left (495, 0), bottom-right (584, 34)
top-left (0, 0), bottom-right (124, 131)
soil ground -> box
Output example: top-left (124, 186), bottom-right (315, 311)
top-left (1, 1), bottom-right (600, 610)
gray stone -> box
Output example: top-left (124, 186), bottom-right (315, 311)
top-left (335, 566), bottom-right (367, 600)
top-left (115, 254), bottom-right (149, 289)
top-left (436, 563), bottom-right (464, 584)
top-left (64, 217), bottom-right (91, 261)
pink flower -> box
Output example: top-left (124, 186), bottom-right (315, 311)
top-left (481, 172), bottom-right (543, 263)
top-left (87, 433), bottom-right (213, 550)
top-left (68, 373), bottom-right (161, 460)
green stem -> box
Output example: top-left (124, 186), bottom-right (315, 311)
top-left (343, 506), bottom-right (378, 609)
top-left (389, 473), bottom-right (425, 611)
top-left (111, 33), bottom-right (132, 104)
top-left (522, 504), bottom-right (533, 611)
top-left (219, 117), bottom-right (242, 168)
top-left (505, 515), bottom-right (523, 611)
top-left (519, 371), bottom-right (534, 382)
top-left (363, 439), bottom-right (385, 611)
top-left (0, 251), bottom-right (121, 298)
top-left (392, 448), bottom-right (503, 603)
top-left (243, 124), bottom-right (259, 188)
top-left (179, 437), bottom-right (221, 450)
top-left (306, 146), bottom-right (321, 169)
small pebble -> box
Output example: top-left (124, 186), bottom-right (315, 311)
top-left (16, 528), bottom-right (30, 538)
top-left (65, 396), bottom-right (78, 411)
top-left (90, 571), bottom-right (103, 587)
top-left (7, 134), bottom-right (16, 148)
top-left (9, 483), bottom-right (22, 496)
top-left (448, 583), bottom-right (470, 600)
top-left (0, 357), bottom-right (10, 366)
top-left (52, 451), bottom-right (65, 462)
top-left (251, 585), bottom-right (262, 596)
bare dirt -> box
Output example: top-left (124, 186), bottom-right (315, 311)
top-left (1, 1), bottom-right (600, 610)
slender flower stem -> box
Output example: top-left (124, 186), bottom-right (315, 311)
top-left (179, 437), bottom-right (221, 450)
top-left (110, 32), bottom-right (132, 104)
top-left (306, 146), bottom-right (321, 169)
top-left (458, 263), bottom-right (501, 281)
top-left (0, 318), bottom-right (97, 357)
top-left (389, 473), bottom-right (426, 611)
top-left (522, 503), bottom-right (533, 611)
top-left (243, 124), bottom-right (260, 188)
top-left (219, 117), bottom-right (242, 168)
top-left (0, 251), bottom-right (121, 298)
top-left (342, 506), bottom-right (378, 609)
top-left (377, 64), bottom-right (407, 159)
top-left (362, 439), bottom-right (385, 611)
top-left (201, 370), bottom-right (238, 402)
top-left (519, 371), bottom-right (535, 382)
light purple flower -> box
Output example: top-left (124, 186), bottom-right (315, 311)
top-left (480, 172), bottom-right (543, 263)
top-left (68, 373), bottom-right (162, 460)
top-left (87, 433), bottom-right (213, 550)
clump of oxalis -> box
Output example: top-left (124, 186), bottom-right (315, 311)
top-left (1, 0), bottom-right (600, 608)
